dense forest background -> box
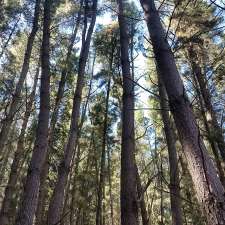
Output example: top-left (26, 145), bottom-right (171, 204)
top-left (0, 0), bottom-right (225, 225)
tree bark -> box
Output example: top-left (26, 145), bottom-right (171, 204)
top-left (188, 57), bottom-right (225, 187)
top-left (158, 77), bottom-right (183, 225)
top-left (188, 44), bottom-right (225, 162)
top-left (117, 0), bottom-right (138, 225)
top-left (139, 0), bottom-right (225, 224)
top-left (64, 66), bottom-right (94, 225)
top-left (70, 59), bottom-right (95, 224)
top-left (46, 1), bottom-right (97, 224)
top-left (0, 65), bottom-right (39, 225)
top-left (14, 0), bottom-right (51, 224)
top-left (35, 3), bottom-right (83, 224)
top-left (0, 0), bottom-right (41, 155)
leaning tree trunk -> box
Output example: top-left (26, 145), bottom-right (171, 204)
top-left (0, 0), bottom-right (41, 155)
top-left (117, 0), bottom-right (138, 225)
top-left (46, 1), bottom-right (97, 224)
top-left (188, 44), bottom-right (225, 162)
top-left (14, 0), bottom-right (51, 224)
top-left (158, 76), bottom-right (183, 225)
top-left (65, 63), bottom-right (95, 225)
top-left (188, 55), bottom-right (225, 186)
top-left (0, 65), bottom-right (39, 225)
top-left (35, 2), bottom-right (83, 224)
top-left (139, 0), bottom-right (225, 224)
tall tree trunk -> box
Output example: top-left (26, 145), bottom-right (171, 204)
top-left (96, 77), bottom-right (111, 225)
top-left (189, 61), bottom-right (225, 186)
top-left (188, 44), bottom-right (225, 161)
top-left (0, 0), bottom-right (41, 155)
top-left (48, 0), bottom-right (83, 135)
top-left (139, 0), bottom-right (225, 224)
top-left (179, 154), bottom-right (206, 224)
top-left (158, 77), bottom-right (183, 225)
top-left (35, 3), bottom-right (83, 224)
top-left (46, 1), bottom-right (97, 224)
top-left (117, 0), bottom-right (138, 225)
top-left (14, 0), bottom-right (51, 224)
top-left (63, 71), bottom-right (94, 225)
top-left (0, 65), bottom-right (39, 225)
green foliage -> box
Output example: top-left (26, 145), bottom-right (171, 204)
top-left (0, 0), bottom-right (224, 225)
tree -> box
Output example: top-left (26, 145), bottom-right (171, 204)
top-left (35, 2), bottom-right (84, 224)
top-left (139, 0), bottom-right (225, 224)
top-left (46, 1), bottom-right (98, 224)
top-left (117, 0), bottom-right (138, 225)
top-left (158, 75), bottom-right (183, 225)
top-left (0, 1), bottom-right (224, 225)
top-left (14, 0), bottom-right (51, 224)
top-left (0, 0), bottom-right (41, 157)
top-left (0, 62), bottom-right (39, 225)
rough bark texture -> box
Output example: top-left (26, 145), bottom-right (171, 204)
top-left (0, 0), bottom-right (41, 155)
top-left (188, 56), bottom-right (225, 186)
top-left (14, 0), bottom-right (51, 224)
top-left (140, 0), bottom-right (225, 224)
top-left (35, 3), bottom-right (83, 224)
top-left (158, 77), bottom-right (183, 225)
top-left (46, 1), bottom-right (97, 224)
top-left (117, 0), bottom-right (139, 225)
top-left (0, 66), bottom-right (39, 225)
